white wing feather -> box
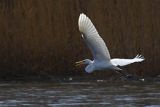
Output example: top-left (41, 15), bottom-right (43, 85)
top-left (111, 55), bottom-right (145, 66)
top-left (78, 13), bottom-right (110, 61)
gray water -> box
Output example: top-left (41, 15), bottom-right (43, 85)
top-left (0, 80), bottom-right (160, 107)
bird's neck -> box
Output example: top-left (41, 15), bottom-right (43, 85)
top-left (86, 59), bottom-right (93, 65)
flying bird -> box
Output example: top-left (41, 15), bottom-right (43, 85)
top-left (76, 13), bottom-right (145, 76)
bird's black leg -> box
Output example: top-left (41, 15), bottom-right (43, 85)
top-left (116, 70), bottom-right (128, 78)
top-left (116, 70), bottom-right (134, 80)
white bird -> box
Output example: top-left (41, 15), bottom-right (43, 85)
top-left (76, 13), bottom-right (145, 74)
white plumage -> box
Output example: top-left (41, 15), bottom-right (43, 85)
top-left (78, 13), bottom-right (110, 62)
top-left (76, 13), bottom-right (145, 73)
top-left (111, 55), bottom-right (145, 66)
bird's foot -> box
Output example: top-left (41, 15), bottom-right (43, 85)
top-left (120, 74), bottom-right (143, 81)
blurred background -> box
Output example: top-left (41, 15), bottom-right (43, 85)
top-left (0, 0), bottom-right (159, 80)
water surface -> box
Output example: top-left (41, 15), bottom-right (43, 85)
top-left (0, 80), bottom-right (160, 107)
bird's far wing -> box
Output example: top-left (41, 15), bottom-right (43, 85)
top-left (78, 13), bottom-right (110, 61)
top-left (111, 54), bottom-right (145, 66)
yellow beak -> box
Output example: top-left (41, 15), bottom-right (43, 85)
top-left (75, 60), bottom-right (84, 67)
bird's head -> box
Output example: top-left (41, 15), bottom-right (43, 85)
top-left (75, 59), bottom-right (92, 67)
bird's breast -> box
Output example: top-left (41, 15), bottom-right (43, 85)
top-left (93, 61), bottom-right (111, 70)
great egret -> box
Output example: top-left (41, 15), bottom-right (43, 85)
top-left (76, 13), bottom-right (145, 75)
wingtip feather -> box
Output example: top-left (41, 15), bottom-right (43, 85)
top-left (78, 13), bottom-right (96, 35)
top-left (134, 54), bottom-right (145, 62)
top-left (78, 13), bottom-right (87, 33)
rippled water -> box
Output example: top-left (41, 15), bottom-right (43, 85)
top-left (0, 80), bottom-right (160, 107)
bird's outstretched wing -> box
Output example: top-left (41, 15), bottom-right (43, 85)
top-left (111, 55), bottom-right (145, 66)
top-left (78, 13), bottom-right (110, 61)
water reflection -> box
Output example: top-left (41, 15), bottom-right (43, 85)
top-left (0, 81), bottom-right (159, 107)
